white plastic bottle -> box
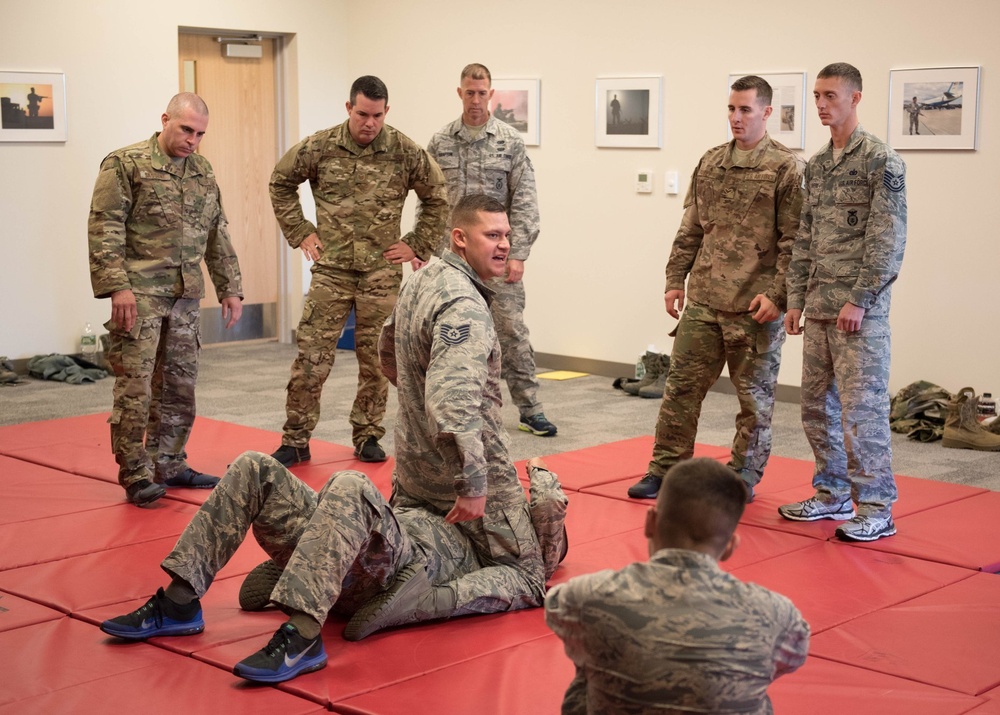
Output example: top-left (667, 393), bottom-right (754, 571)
top-left (81, 323), bottom-right (97, 357)
top-left (977, 392), bottom-right (997, 421)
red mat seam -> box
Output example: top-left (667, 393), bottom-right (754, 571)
top-left (320, 632), bottom-right (558, 705)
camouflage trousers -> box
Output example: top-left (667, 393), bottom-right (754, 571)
top-left (283, 266), bottom-right (398, 449)
top-left (161, 451), bottom-right (567, 625)
top-left (801, 318), bottom-right (897, 510)
top-left (488, 277), bottom-right (542, 418)
top-left (105, 295), bottom-right (200, 488)
top-left (647, 302), bottom-right (784, 484)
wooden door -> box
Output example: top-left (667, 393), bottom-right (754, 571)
top-left (178, 32), bottom-right (279, 343)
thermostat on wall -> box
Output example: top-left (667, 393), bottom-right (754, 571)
top-left (636, 170), bottom-right (653, 194)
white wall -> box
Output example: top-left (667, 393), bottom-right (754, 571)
top-left (2, 0), bottom-right (998, 396)
top-left (0, 0), bottom-right (349, 358)
top-left (358, 0), bottom-right (1000, 395)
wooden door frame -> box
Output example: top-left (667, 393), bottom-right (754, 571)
top-left (178, 26), bottom-right (300, 345)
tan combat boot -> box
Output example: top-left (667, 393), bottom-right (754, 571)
top-left (941, 387), bottom-right (1000, 451)
top-left (638, 353), bottom-right (671, 398)
top-left (624, 351), bottom-right (661, 396)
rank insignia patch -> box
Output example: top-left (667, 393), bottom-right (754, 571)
top-left (883, 170), bottom-right (905, 193)
top-left (440, 323), bottom-right (471, 345)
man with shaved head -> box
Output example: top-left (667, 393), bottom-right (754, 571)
top-left (89, 92), bottom-right (244, 507)
top-left (547, 458), bottom-right (809, 713)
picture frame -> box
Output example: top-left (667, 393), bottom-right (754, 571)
top-left (595, 76), bottom-right (662, 148)
top-left (491, 78), bottom-right (540, 146)
top-left (887, 66), bottom-right (981, 150)
top-left (726, 72), bottom-right (806, 149)
top-left (0, 71), bottom-right (67, 142)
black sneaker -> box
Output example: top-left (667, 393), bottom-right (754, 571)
top-left (163, 468), bottom-right (219, 489)
top-left (355, 437), bottom-right (387, 463)
top-left (125, 479), bottom-right (166, 507)
top-left (271, 444), bottom-right (311, 467)
top-left (100, 588), bottom-right (204, 639)
top-left (627, 474), bottom-right (662, 499)
top-left (232, 623), bottom-right (327, 683)
top-left (519, 413), bottom-right (558, 437)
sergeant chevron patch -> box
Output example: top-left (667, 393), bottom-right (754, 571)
top-left (883, 170), bottom-right (905, 193)
top-left (440, 323), bottom-right (471, 345)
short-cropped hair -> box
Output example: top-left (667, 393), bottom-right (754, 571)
top-left (818, 62), bottom-right (863, 92)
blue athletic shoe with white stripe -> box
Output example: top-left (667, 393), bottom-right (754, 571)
top-left (233, 623), bottom-right (327, 683)
top-left (100, 588), bottom-right (204, 639)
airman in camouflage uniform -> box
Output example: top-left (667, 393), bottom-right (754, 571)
top-left (97, 202), bottom-right (566, 682)
top-left (628, 76), bottom-right (804, 501)
top-left (548, 459), bottom-right (809, 714)
top-left (88, 93), bottom-right (243, 506)
top-left (270, 76), bottom-right (448, 464)
top-left (377, 196), bottom-right (560, 616)
top-left (423, 63), bottom-right (556, 438)
top-left (779, 64), bottom-right (907, 543)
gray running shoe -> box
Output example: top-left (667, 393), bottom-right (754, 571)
top-left (778, 495), bottom-right (854, 522)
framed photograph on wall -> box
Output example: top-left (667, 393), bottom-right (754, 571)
top-left (595, 76), bottom-right (662, 148)
top-left (0, 71), bottom-right (67, 142)
top-left (888, 66), bottom-right (980, 150)
top-left (491, 78), bottom-right (540, 146)
top-left (726, 72), bottom-right (806, 149)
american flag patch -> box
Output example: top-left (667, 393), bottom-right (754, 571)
top-left (440, 323), bottom-right (471, 345)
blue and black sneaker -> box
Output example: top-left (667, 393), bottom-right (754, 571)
top-left (100, 588), bottom-right (204, 639)
top-left (233, 623), bottom-right (327, 683)
top-left (518, 413), bottom-right (558, 437)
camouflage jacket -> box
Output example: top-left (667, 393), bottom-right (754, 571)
top-left (88, 134), bottom-right (243, 301)
top-left (545, 548), bottom-right (810, 714)
top-left (427, 115), bottom-right (539, 260)
top-left (666, 135), bottom-right (804, 313)
top-left (378, 251), bottom-right (522, 509)
top-left (787, 125), bottom-right (907, 319)
top-left (270, 121), bottom-right (449, 273)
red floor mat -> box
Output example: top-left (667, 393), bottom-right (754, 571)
top-left (330, 634), bottom-right (574, 715)
top-left (770, 654), bottom-right (987, 714)
top-left (731, 541), bottom-right (975, 634)
top-left (810, 572), bottom-right (1000, 696)
top-left (79, 575), bottom-right (288, 656)
top-left (536, 437), bottom-right (729, 491)
top-left (852, 491), bottom-right (1000, 572)
top-left (0, 534), bottom-right (267, 614)
top-left (198, 607), bottom-right (554, 707)
top-left (0, 455), bottom-right (122, 524)
top-left (0, 589), bottom-right (63, 633)
top-left (563, 492), bottom-right (649, 546)
top-left (0, 618), bottom-right (325, 714)
top-left (0, 499), bottom-right (196, 571)
top-left (1, 422), bottom-right (998, 712)
top-left (0, 413), bottom-right (355, 486)
top-left (0, 618), bottom-right (185, 707)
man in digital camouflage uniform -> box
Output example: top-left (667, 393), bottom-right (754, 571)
top-left (89, 92), bottom-right (243, 507)
top-left (778, 63), bottom-right (907, 542)
top-left (907, 96), bottom-right (922, 135)
top-left (100, 196), bottom-right (568, 685)
top-left (547, 458), bottom-right (809, 713)
top-left (269, 75), bottom-right (449, 467)
top-left (422, 63), bottom-right (557, 438)
top-left (627, 76), bottom-right (804, 501)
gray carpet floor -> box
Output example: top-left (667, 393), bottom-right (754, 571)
top-left (3, 341), bottom-right (999, 491)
